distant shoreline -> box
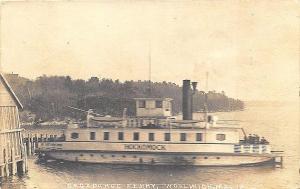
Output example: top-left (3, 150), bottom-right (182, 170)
top-left (6, 73), bottom-right (244, 122)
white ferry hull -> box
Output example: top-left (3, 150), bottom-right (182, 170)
top-left (41, 151), bottom-right (275, 166)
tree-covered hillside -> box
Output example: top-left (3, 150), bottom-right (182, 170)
top-left (5, 74), bottom-right (244, 121)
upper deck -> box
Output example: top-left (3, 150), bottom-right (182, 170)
top-left (63, 125), bottom-right (241, 144)
top-left (38, 125), bottom-right (272, 155)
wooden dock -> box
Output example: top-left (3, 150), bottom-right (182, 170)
top-left (0, 73), bottom-right (27, 178)
top-left (22, 125), bottom-right (65, 156)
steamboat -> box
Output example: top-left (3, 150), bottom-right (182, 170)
top-left (36, 80), bottom-right (282, 166)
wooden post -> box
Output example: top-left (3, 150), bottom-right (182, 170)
top-left (0, 165), bottom-right (4, 178)
top-left (0, 146), bottom-right (3, 178)
top-left (11, 147), bottom-right (17, 175)
top-left (30, 135), bottom-right (34, 155)
top-left (27, 138), bottom-right (31, 156)
top-left (34, 134), bottom-right (38, 148)
top-left (23, 143), bottom-right (28, 172)
top-left (4, 148), bottom-right (9, 177)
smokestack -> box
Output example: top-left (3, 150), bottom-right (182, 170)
top-left (182, 80), bottom-right (192, 120)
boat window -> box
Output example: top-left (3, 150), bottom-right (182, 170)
top-left (104, 132), bottom-right (110, 140)
top-left (196, 133), bottom-right (203, 141)
top-left (90, 132), bottom-right (96, 140)
top-left (118, 132), bottom-right (124, 140)
top-left (70, 133), bottom-right (79, 139)
top-left (180, 133), bottom-right (187, 141)
top-left (138, 100), bottom-right (146, 108)
top-left (155, 100), bottom-right (163, 108)
top-left (148, 133), bottom-right (155, 141)
top-left (133, 132), bottom-right (139, 141)
top-left (164, 133), bottom-right (171, 141)
top-left (216, 134), bottom-right (226, 141)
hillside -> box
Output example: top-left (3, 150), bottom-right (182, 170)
top-left (5, 74), bottom-right (244, 121)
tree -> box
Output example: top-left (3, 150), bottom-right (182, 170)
top-left (5, 74), bottom-right (244, 121)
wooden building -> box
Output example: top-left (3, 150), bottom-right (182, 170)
top-left (0, 73), bottom-right (26, 177)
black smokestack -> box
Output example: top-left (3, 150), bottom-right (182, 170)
top-left (182, 80), bottom-right (192, 120)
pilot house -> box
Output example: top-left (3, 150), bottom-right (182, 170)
top-left (134, 98), bottom-right (173, 118)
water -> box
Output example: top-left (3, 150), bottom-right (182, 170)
top-left (1, 101), bottom-right (299, 189)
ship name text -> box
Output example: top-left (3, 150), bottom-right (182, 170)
top-left (124, 144), bottom-right (166, 151)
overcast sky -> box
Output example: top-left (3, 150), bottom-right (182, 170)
top-left (0, 1), bottom-right (299, 101)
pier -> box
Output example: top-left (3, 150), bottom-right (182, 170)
top-left (0, 73), bottom-right (27, 178)
top-left (22, 125), bottom-right (65, 156)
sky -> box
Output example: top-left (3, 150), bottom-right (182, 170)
top-left (0, 1), bottom-right (299, 101)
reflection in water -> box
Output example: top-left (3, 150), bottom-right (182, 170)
top-left (1, 102), bottom-right (299, 189)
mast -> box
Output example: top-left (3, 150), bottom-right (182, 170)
top-left (148, 44), bottom-right (152, 97)
top-left (148, 43), bottom-right (152, 97)
top-left (204, 72), bottom-right (209, 127)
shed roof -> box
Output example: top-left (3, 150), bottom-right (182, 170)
top-left (0, 73), bottom-right (23, 109)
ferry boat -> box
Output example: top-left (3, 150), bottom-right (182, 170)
top-left (36, 80), bottom-right (282, 166)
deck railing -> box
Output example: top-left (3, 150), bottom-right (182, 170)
top-left (234, 144), bottom-right (271, 154)
top-left (125, 118), bottom-right (171, 128)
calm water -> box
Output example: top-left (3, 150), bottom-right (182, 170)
top-left (1, 101), bottom-right (299, 189)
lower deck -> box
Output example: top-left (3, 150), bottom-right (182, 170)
top-left (37, 141), bottom-right (272, 155)
top-left (40, 151), bottom-right (276, 166)
top-left (36, 140), bottom-right (277, 166)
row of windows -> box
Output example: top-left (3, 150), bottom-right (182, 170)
top-left (138, 100), bottom-right (163, 108)
top-left (76, 153), bottom-right (221, 160)
top-left (70, 132), bottom-right (226, 141)
top-left (103, 132), bottom-right (202, 141)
